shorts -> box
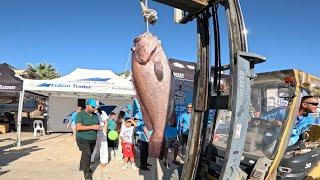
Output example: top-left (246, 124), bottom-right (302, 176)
top-left (71, 123), bottom-right (76, 129)
top-left (107, 138), bottom-right (117, 148)
top-left (165, 137), bottom-right (179, 148)
top-left (122, 142), bottom-right (135, 158)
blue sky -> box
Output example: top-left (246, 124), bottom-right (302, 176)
top-left (0, 0), bottom-right (319, 76)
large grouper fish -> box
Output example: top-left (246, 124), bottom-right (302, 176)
top-left (131, 32), bottom-right (176, 158)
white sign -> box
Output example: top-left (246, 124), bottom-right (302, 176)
top-left (0, 84), bottom-right (16, 90)
top-left (173, 72), bottom-right (184, 79)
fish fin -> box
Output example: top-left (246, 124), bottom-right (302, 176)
top-left (154, 61), bottom-right (163, 81)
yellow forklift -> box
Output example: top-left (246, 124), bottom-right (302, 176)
top-left (205, 69), bottom-right (320, 179)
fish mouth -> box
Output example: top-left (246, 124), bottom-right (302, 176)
top-left (133, 32), bottom-right (152, 44)
top-left (132, 32), bottom-right (159, 64)
top-left (133, 42), bottom-right (159, 64)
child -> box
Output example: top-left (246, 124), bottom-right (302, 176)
top-left (107, 112), bottom-right (117, 156)
top-left (120, 117), bottom-right (137, 170)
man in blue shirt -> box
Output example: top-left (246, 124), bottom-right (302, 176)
top-left (288, 96), bottom-right (319, 146)
top-left (179, 103), bottom-right (192, 156)
top-left (133, 98), bottom-right (152, 171)
top-left (133, 102), bottom-right (152, 171)
top-left (67, 106), bottom-right (82, 140)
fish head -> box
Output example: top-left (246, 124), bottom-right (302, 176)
top-left (132, 32), bottom-right (159, 64)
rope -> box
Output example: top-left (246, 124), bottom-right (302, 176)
top-left (123, 51), bottom-right (131, 79)
top-left (140, 0), bottom-right (158, 32)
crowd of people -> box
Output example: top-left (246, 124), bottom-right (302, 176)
top-left (70, 96), bottom-right (317, 178)
top-left (70, 98), bottom-right (192, 180)
top-left (62, 94), bottom-right (320, 180)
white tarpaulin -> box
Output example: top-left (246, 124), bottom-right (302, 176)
top-left (23, 68), bottom-right (135, 96)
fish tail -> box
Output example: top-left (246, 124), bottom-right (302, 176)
top-left (148, 133), bottom-right (165, 158)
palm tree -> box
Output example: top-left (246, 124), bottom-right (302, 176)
top-left (26, 62), bottom-right (60, 80)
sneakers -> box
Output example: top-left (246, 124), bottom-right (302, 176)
top-left (132, 163), bottom-right (137, 170)
top-left (123, 163), bottom-right (138, 170)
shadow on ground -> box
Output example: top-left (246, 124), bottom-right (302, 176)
top-left (158, 162), bottom-right (182, 180)
top-left (0, 143), bottom-right (43, 176)
top-left (0, 132), bottom-right (66, 176)
top-left (134, 144), bottom-right (183, 180)
top-left (0, 170), bottom-right (10, 176)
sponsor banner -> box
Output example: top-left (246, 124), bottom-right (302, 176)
top-left (0, 84), bottom-right (16, 90)
top-left (25, 78), bottom-right (135, 96)
top-left (169, 59), bottom-right (196, 81)
top-left (0, 63), bottom-right (23, 91)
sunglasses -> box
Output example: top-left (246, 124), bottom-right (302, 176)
top-left (305, 102), bottom-right (319, 106)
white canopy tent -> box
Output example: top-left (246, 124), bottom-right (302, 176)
top-left (18, 68), bottom-right (136, 147)
top-left (23, 68), bottom-right (135, 97)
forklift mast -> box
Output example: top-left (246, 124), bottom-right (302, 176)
top-left (150, 0), bottom-right (265, 179)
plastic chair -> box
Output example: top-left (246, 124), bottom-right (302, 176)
top-left (33, 120), bottom-right (45, 138)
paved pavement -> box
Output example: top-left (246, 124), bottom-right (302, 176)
top-left (0, 132), bottom-right (181, 180)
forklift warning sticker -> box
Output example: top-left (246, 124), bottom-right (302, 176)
top-left (235, 123), bottom-right (242, 138)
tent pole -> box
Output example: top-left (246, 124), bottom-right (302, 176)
top-left (17, 89), bottom-right (24, 148)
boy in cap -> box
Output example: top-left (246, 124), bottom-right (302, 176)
top-left (76, 98), bottom-right (100, 180)
top-left (120, 117), bottom-right (137, 170)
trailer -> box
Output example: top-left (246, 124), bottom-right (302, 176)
top-left (46, 96), bottom-right (131, 133)
top-left (22, 68), bottom-right (135, 133)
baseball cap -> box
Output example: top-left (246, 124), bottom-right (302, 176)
top-left (86, 98), bottom-right (97, 108)
top-left (125, 117), bottom-right (132, 123)
top-left (125, 117), bottom-right (131, 121)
